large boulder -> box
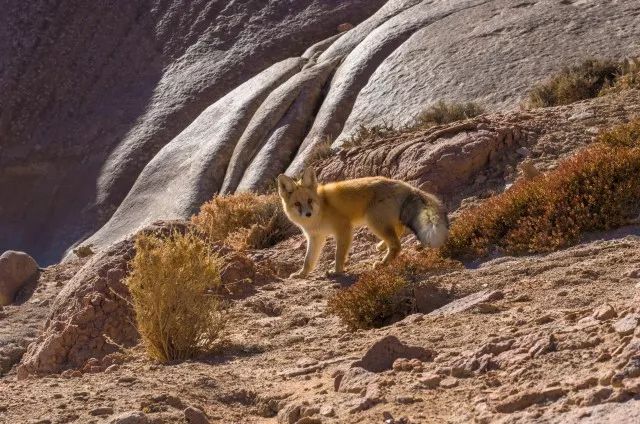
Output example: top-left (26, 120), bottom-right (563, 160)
top-left (0, 251), bottom-right (39, 306)
top-left (16, 239), bottom-right (138, 377)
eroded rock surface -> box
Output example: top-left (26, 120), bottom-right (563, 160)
top-left (5, 0), bottom-right (640, 263)
top-left (0, 0), bottom-right (386, 264)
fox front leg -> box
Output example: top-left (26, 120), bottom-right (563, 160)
top-left (290, 234), bottom-right (326, 278)
top-left (331, 223), bottom-right (353, 275)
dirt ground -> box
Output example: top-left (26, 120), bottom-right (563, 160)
top-left (1, 225), bottom-right (639, 423)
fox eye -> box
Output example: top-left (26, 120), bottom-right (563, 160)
top-left (307, 199), bottom-right (312, 205)
top-left (294, 202), bottom-right (301, 208)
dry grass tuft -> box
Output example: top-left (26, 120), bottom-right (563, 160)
top-left (416, 101), bottom-right (485, 127)
top-left (303, 137), bottom-right (335, 169)
top-left (600, 58), bottom-right (640, 95)
top-left (526, 59), bottom-right (620, 108)
top-left (443, 123), bottom-right (640, 259)
top-left (126, 231), bottom-right (226, 362)
top-left (192, 193), bottom-right (296, 250)
top-left (341, 123), bottom-right (400, 149)
top-left (595, 118), bottom-right (640, 148)
top-left (328, 250), bottom-right (461, 330)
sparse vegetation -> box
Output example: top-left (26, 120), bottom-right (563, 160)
top-left (525, 57), bottom-right (640, 108)
top-left (303, 137), bottom-right (335, 168)
top-left (341, 101), bottom-right (485, 149)
top-left (600, 58), bottom-right (640, 95)
top-left (328, 251), bottom-right (461, 330)
top-left (595, 118), bottom-right (640, 148)
top-left (192, 193), bottom-right (296, 250)
top-left (126, 231), bottom-right (226, 362)
top-left (526, 58), bottom-right (620, 108)
top-left (341, 123), bottom-right (400, 149)
top-left (443, 120), bottom-right (640, 259)
top-left (72, 244), bottom-right (94, 258)
top-left (416, 101), bottom-right (485, 127)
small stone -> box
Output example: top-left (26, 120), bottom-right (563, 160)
top-left (392, 358), bottom-right (411, 372)
top-left (572, 376), bottom-right (598, 391)
top-left (277, 403), bottom-right (301, 424)
top-left (624, 269), bottom-right (640, 278)
top-left (513, 294), bottom-right (531, 302)
top-left (613, 314), bottom-right (639, 335)
top-left (536, 314), bottom-right (554, 325)
top-left (599, 370), bottom-right (615, 386)
top-left (319, 404), bottom-right (335, 417)
top-left (109, 411), bottom-right (150, 424)
top-left (440, 377), bottom-right (459, 389)
top-left (581, 387), bottom-right (612, 406)
top-left (593, 304), bottom-right (617, 321)
top-left (395, 395), bottom-right (418, 404)
top-left (184, 406), bottom-right (209, 424)
top-left (89, 407), bottom-right (114, 416)
top-left (105, 364), bottom-right (120, 373)
top-left (418, 373), bottom-right (442, 389)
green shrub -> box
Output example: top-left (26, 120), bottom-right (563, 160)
top-left (126, 231), bottom-right (226, 362)
top-left (526, 59), bottom-right (620, 108)
top-left (416, 101), bottom-right (485, 127)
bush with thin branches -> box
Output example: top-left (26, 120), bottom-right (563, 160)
top-left (126, 231), bottom-right (226, 362)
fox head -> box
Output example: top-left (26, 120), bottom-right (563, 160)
top-left (277, 167), bottom-right (320, 222)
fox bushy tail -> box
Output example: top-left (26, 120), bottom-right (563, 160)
top-left (399, 191), bottom-right (449, 248)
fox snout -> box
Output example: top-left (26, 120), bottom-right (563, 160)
top-left (293, 199), bottom-right (314, 218)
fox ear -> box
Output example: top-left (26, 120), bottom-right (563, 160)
top-left (277, 174), bottom-right (296, 198)
top-left (302, 167), bottom-right (317, 190)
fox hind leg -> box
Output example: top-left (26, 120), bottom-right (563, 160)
top-left (369, 223), bottom-right (402, 268)
top-left (375, 223), bottom-right (405, 253)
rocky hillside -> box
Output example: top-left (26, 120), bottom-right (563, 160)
top-left (3, 0), bottom-right (639, 265)
top-left (2, 88), bottom-right (640, 422)
top-left (2, 1), bottom-right (640, 423)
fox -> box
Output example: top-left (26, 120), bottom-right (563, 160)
top-left (277, 167), bottom-right (449, 278)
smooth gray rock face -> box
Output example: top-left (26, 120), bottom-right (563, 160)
top-left (287, 0), bottom-right (487, 175)
top-left (237, 59), bottom-right (341, 193)
top-left (83, 58), bottom-right (304, 251)
top-left (0, 0), bottom-right (387, 265)
top-left (338, 0), bottom-right (640, 141)
top-left (6, 0), bottom-right (640, 263)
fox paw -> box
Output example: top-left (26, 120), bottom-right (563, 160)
top-left (289, 270), bottom-right (308, 279)
top-left (326, 270), bottom-right (345, 278)
top-left (376, 241), bottom-right (387, 252)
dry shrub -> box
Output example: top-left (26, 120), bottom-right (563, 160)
top-left (192, 192), bottom-right (296, 250)
top-left (342, 123), bottom-right (399, 149)
top-left (328, 250), bottom-right (461, 330)
top-left (444, 139), bottom-right (640, 259)
top-left (416, 100), bottom-right (485, 127)
top-left (526, 59), bottom-right (620, 108)
top-left (600, 58), bottom-right (640, 95)
top-left (595, 118), bottom-right (640, 148)
top-left (126, 231), bottom-right (226, 362)
top-left (303, 137), bottom-right (335, 169)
